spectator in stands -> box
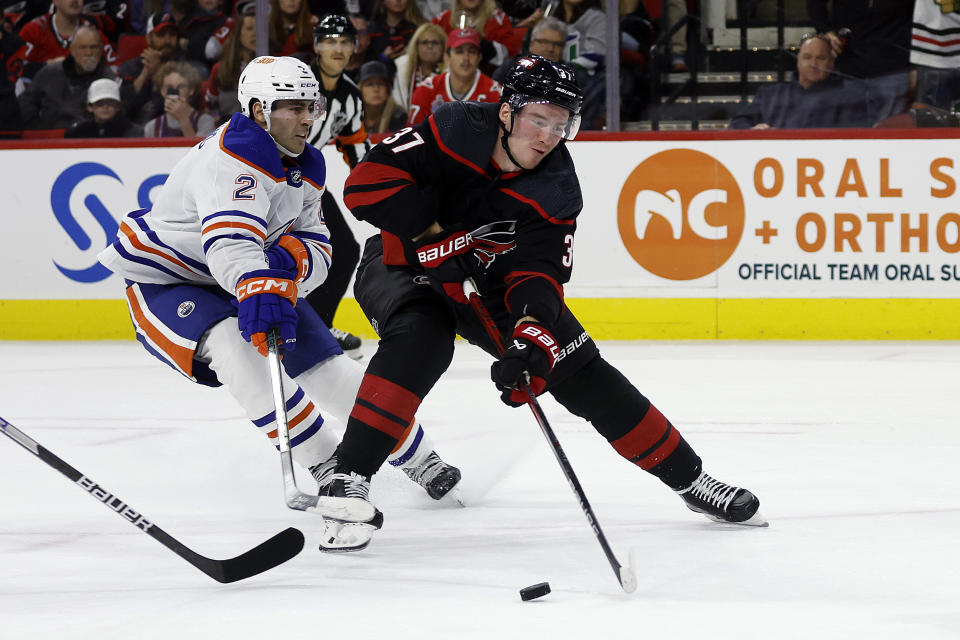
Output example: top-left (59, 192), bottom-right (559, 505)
top-left (415, 0), bottom-right (447, 22)
top-left (142, 60), bottom-right (215, 136)
top-left (206, 3), bottom-right (256, 122)
top-left (492, 16), bottom-right (569, 82)
top-left (910, 0), bottom-right (960, 118)
top-left (358, 59), bottom-right (406, 131)
top-left (16, 0), bottom-right (115, 83)
top-left (391, 21), bottom-right (445, 108)
top-left (344, 13), bottom-right (371, 81)
top-left (407, 26), bottom-right (500, 125)
top-left (120, 11), bottom-right (182, 123)
top-left (169, 0), bottom-right (226, 71)
top-left (729, 33), bottom-right (877, 129)
top-left (270, 0), bottom-right (317, 58)
top-left (0, 19), bottom-right (25, 137)
top-left (807, 0), bottom-right (912, 79)
top-left (367, 0), bottom-right (425, 64)
top-left (432, 0), bottom-right (524, 69)
top-left (65, 77), bottom-right (142, 137)
top-left (18, 24), bottom-right (115, 130)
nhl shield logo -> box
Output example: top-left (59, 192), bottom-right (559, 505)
top-left (287, 167), bottom-right (303, 187)
top-left (177, 301), bottom-right (196, 318)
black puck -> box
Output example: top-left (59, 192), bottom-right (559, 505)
top-left (519, 582), bottom-right (551, 601)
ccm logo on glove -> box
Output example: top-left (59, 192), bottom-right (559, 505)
top-left (236, 277), bottom-right (297, 304)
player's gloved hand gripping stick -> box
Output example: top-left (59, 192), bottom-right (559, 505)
top-left (462, 278), bottom-right (638, 593)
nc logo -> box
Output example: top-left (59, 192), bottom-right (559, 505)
top-left (51, 162), bottom-right (167, 283)
top-left (633, 188), bottom-right (729, 241)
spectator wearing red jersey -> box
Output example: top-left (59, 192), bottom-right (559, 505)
top-left (367, 0), bottom-right (425, 64)
top-left (432, 0), bottom-right (524, 69)
top-left (205, 3), bottom-right (256, 122)
top-left (16, 0), bottom-right (115, 82)
top-left (269, 0), bottom-right (316, 58)
top-left (406, 26), bottom-right (499, 125)
top-left (18, 24), bottom-right (115, 130)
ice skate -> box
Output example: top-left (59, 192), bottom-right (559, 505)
top-left (330, 327), bottom-right (363, 360)
top-left (676, 471), bottom-right (767, 526)
top-left (401, 451), bottom-right (463, 501)
top-left (315, 467), bottom-right (383, 553)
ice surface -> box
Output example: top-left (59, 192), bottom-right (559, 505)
top-left (1, 340), bottom-right (958, 639)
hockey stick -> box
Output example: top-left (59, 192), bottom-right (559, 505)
top-left (462, 279), bottom-right (638, 593)
top-left (0, 415), bottom-right (304, 583)
top-left (264, 329), bottom-right (378, 526)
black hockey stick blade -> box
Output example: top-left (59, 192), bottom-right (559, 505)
top-left (1, 415), bottom-right (305, 583)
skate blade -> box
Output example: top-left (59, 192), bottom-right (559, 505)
top-left (706, 509), bottom-right (769, 527)
top-left (318, 522), bottom-right (375, 553)
top-left (440, 485), bottom-right (466, 507)
top-left (308, 496), bottom-right (379, 525)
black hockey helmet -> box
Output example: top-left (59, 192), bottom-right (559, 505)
top-left (500, 54), bottom-right (583, 140)
top-left (313, 14), bottom-right (357, 42)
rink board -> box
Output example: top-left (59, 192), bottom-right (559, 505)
top-left (1, 130), bottom-right (959, 340)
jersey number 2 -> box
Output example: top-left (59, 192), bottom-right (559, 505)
top-left (233, 174), bottom-right (257, 200)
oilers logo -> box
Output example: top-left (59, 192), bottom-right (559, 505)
top-left (177, 301), bottom-right (196, 318)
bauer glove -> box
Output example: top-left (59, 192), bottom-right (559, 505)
top-left (414, 221), bottom-right (516, 304)
top-left (490, 322), bottom-right (559, 407)
top-left (235, 269), bottom-right (298, 356)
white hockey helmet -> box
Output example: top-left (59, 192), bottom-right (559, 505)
top-left (237, 56), bottom-right (325, 131)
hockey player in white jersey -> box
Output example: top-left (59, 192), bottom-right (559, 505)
top-left (98, 56), bottom-right (461, 551)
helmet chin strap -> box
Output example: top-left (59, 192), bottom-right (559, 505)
top-left (499, 110), bottom-right (529, 171)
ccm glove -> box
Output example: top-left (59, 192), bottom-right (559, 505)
top-left (490, 322), bottom-right (559, 407)
top-left (264, 234), bottom-right (311, 282)
top-left (235, 269), bottom-right (298, 356)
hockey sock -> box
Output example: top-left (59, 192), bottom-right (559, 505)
top-left (550, 355), bottom-right (702, 490)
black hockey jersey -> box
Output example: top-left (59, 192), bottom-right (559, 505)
top-left (343, 101), bottom-right (583, 328)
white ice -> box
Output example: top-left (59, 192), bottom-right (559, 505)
top-left (1, 340), bottom-right (958, 640)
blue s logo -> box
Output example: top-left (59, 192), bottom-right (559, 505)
top-left (50, 162), bottom-right (167, 283)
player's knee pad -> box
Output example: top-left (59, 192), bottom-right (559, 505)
top-left (549, 355), bottom-right (652, 442)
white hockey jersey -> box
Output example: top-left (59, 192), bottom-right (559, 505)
top-left (911, 0), bottom-right (960, 69)
top-left (99, 113), bottom-right (333, 298)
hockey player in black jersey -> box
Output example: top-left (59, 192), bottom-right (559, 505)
top-left (303, 13), bottom-right (368, 359)
top-left (316, 55), bottom-right (766, 538)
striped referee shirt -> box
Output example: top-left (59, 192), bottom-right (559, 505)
top-left (307, 68), bottom-right (371, 170)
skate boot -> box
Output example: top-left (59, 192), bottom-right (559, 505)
top-left (402, 451), bottom-right (462, 500)
top-left (317, 466), bottom-right (384, 553)
top-left (308, 448), bottom-right (339, 491)
top-left (330, 327), bottom-right (363, 360)
top-left (676, 471), bottom-right (767, 526)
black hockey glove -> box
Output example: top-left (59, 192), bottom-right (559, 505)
top-left (415, 222), bottom-right (516, 304)
top-left (490, 322), bottom-right (559, 407)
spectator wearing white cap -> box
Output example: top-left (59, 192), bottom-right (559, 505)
top-left (18, 24), bottom-right (116, 131)
top-left (65, 78), bottom-right (142, 137)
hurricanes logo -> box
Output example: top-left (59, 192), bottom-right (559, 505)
top-left (617, 149), bottom-right (745, 281)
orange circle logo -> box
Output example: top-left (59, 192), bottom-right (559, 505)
top-left (617, 149), bottom-right (745, 281)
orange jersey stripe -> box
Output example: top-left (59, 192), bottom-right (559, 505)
top-left (120, 221), bottom-right (194, 273)
top-left (202, 220), bottom-right (267, 241)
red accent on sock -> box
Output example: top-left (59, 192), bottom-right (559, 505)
top-left (348, 374), bottom-right (422, 439)
top-left (610, 405), bottom-right (680, 469)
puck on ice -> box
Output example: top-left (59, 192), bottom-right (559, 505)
top-left (520, 582), bottom-right (551, 601)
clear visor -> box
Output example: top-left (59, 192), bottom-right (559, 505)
top-left (266, 94), bottom-right (326, 120)
top-left (514, 101), bottom-right (581, 141)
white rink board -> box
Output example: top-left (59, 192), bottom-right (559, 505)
top-left (1, 136), bottom-right (959, 300)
